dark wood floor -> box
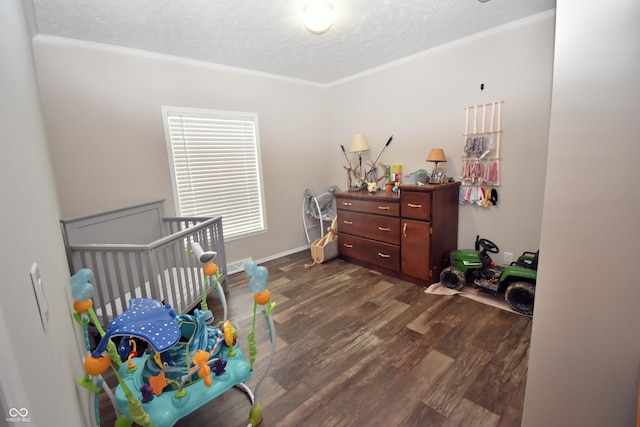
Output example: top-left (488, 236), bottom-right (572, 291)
top-left (100, 250), bottom-right (532, 427)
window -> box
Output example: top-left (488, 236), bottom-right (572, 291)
top-left (162, 106), bottom-right (266, 240)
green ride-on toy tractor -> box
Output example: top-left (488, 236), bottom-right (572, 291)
top-left (440, 236), bottom-right (538, 315)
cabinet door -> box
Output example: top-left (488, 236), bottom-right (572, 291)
top-left (401, 219), bottom-right (431, 281)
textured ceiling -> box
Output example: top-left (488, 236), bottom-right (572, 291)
top-left (30, 0), bottom-right (556, 84)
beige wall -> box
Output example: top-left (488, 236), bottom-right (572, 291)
top-left (34, 39), bottom-right (331, 264)
top-left (0, 1), bottom-right (89, 425)
top-left (35, 13), bottom-right (554, 268)
top-left (523, 1), bottom-right (640, 425)
top-left (327, 13), bottom-right (555, 260)
top-left (10, 0), bottom-right (640, 424)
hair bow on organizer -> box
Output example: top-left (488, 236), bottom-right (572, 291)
top-left (463, 161), bottom-right (483, 184)
top-left (483, 161), bottom-right (499, 185)
top-left (482, 188), bottom-right (498, 207)
top-left (476, 187), bottom-right (486, 206)
top-left (458, 186), bottom-right (498, 207)
top-left (464, 135), bottom-right (488, 154)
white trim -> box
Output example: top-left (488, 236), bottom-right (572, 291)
top-left (32, 34), bottom-right (325, 88)
top-left (255, 245), bottom-right (309, 264)
top-left (32, 9), bottom-right (555, 89)
top-left (226, 246), bottom-right (309, 277)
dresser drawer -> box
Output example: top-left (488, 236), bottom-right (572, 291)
top-left (338, 211), bottom-right (400, 245)
top-left (336, 197), bottom-right (399, 216)
top-left (338, 234), bottom-right (400, 272)
top-left (401, 191), bottom-right (431, 221)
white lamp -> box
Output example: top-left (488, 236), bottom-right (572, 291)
top-left (349, 134), bottom-right (370, 154)
top-left (349, 134), bottom-right (370, 181)
top-left (303, 0), bottom-right (334, 35)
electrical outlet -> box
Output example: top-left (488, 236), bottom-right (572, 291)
top-left (503, 252), bottom-right (513, 266)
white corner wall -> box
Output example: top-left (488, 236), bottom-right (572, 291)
top-left (523, 1), bottom-right (640, 425)
top-left (0, 1), bottom-right (90, 426)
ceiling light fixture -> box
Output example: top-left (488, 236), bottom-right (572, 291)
top-left (303, 0), bottom-right (334, 35)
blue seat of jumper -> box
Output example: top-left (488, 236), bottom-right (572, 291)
top-left (103, 299), bottom-right (252, 427)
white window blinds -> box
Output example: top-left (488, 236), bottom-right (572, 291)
top-left (162, 107), bottom-right (266, 240)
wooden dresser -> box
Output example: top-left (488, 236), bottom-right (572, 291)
top-left (335, 182), bottom-right (460, 285)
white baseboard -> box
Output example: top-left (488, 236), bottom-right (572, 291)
top-left (226, 245), bottom-right (309, 275)
top-left (226, 258), bottom-right (253, 275)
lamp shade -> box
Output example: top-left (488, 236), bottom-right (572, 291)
top-left (427, 148), bottom-right (446, 163)
top-left (303, 0), bottom-right (334, 35)
top-left (349, 134), bottom-right (370, 153)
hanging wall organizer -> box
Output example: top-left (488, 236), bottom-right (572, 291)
top-left (459, 100), bottom-right (503, 207)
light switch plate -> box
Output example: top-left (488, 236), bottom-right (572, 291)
top-left (30, 263), bottom-right (49, 331)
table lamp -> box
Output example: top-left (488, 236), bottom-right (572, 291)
top-left (427, 148), bottom-right (447, 183)
top-left (349, 134), bottom-right (370, 179)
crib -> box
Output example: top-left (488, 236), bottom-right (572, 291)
top-left (60, 200), bottom-right (227, 327)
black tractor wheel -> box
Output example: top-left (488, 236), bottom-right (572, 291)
top-left (440, 267), bottom-right (466, 291)
top-left (505, 281), bottom-right (535, 315)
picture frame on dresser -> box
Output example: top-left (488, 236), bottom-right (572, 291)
top-left (429, 167), bottom-right (446, 184)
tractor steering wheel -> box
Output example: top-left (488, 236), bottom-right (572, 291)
top-left (478, 238), bottom-right (499, 254)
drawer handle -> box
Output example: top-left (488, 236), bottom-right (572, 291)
top-left (343, 220), bottom-right (353, 225)
top-left (342, 202), bottom-right (353, 206)
top-left (378, 227), bottom-right (390, 231)
top-left (407, 203), bottom-right (422, 208)
top-left (343, 243), bottom-right (353, 248)
top-left (378, 253), bottom-right (391, 258)
top-left (377, 206), bottom-right (390, 210)
top-left (403, 222), bottom-right (407, 237)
